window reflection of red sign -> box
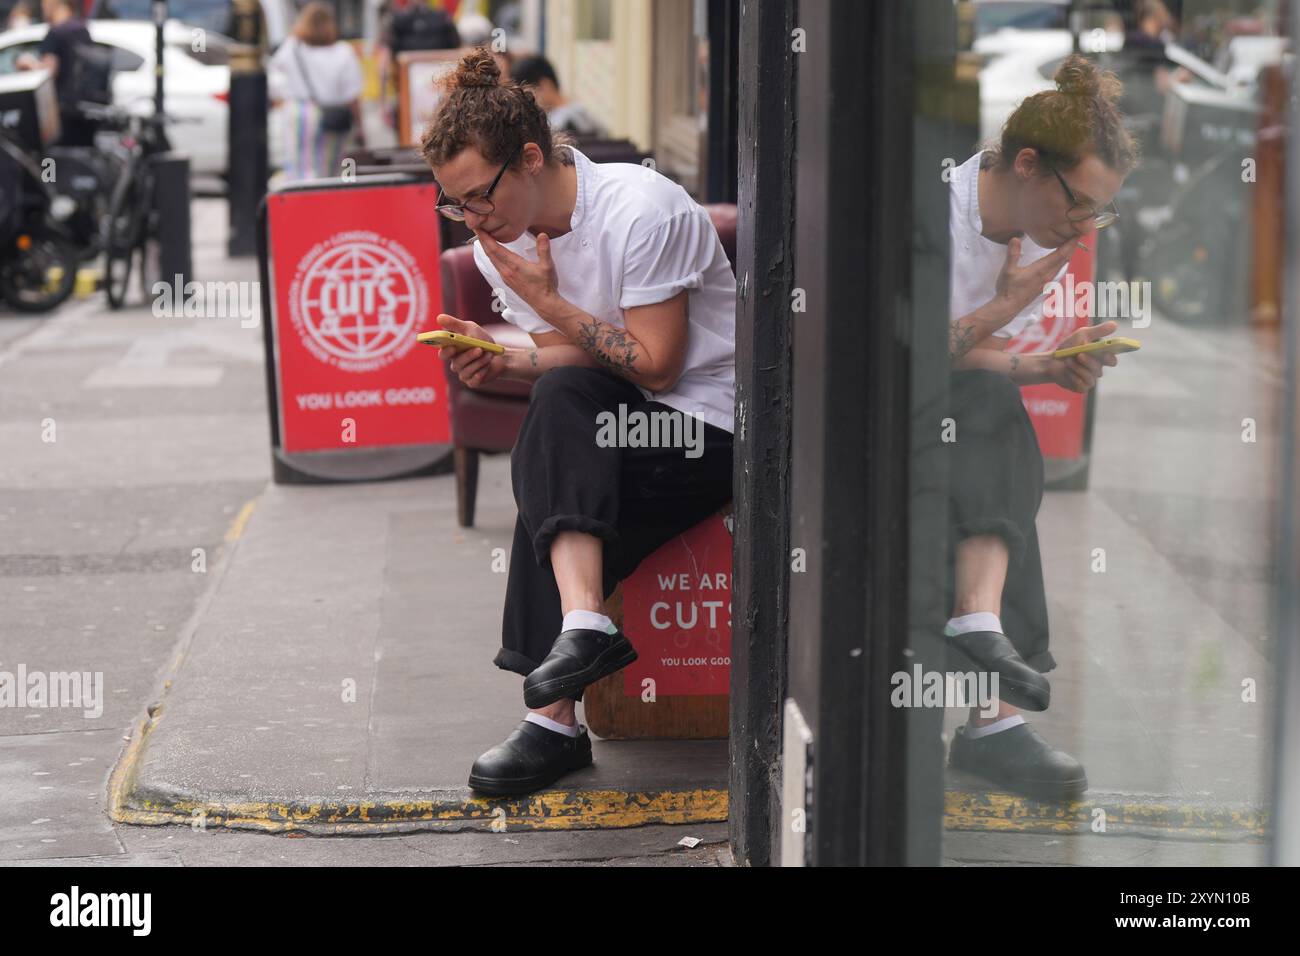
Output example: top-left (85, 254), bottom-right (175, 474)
top-left (266, 184), bottom-right (451, 453)
top-left (1005, 243), bottom-right (1094, 460)
top-left (622, 514), bottom-right (733, 697)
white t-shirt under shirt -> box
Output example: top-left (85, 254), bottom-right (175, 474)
top-left (472, 144), bottom-right (737, 434)
top-left (949, 150), bottom-right (1067, 340)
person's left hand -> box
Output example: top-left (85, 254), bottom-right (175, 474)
top-left (475, 229), bottom-right (560, 314)
top-left (1044, 320), bottom-right (1121, 393)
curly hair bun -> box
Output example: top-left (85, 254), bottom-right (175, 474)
top-left (445, 48), bottom-right (500, 92)
top-left (1055, 53), bottom-right (1122, 102)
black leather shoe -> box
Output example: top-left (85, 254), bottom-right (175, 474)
top-left (468, 719), bottom-right (593, 796)
top-left (944, 629), bottom-right (1050, 712)
top-left (948, 722), bottom-right (1087, 801)
top-left (522, 627), bottom-right (639, 709)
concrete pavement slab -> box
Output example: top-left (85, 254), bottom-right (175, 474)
top-left (110, 457), bottom-right (729, 834)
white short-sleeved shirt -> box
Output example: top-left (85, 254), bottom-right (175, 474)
top-left (949, 150), bottom-right (1067, 339)
top-left (472, 144), bottom-right (736, 433)
top-left (268, 37), bottom-right (364, 107)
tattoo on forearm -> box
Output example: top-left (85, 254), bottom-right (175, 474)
top-left (949, 323), bottom-right (977, 362)
top-left (1008, 354), bottom-right (1020, 377)
top-left (576, 318), bottom-right (638, 376)
top-left (529, 348), bottom-right (539, 369)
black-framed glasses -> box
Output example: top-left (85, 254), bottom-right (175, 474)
top-left (434, 144), bottom-right (522, 222)
top-left (1047, 162), bottom-right (1119, 230)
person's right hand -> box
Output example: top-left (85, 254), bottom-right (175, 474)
top-left (436, 313), bottom-right (505, 389)
top-left (993, 235), bottom-right (1079, 322)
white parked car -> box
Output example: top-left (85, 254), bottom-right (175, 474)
top-left (1217, 36), bottom-right (1290, 91)
top-left (971, 0), bottom-right (1126, 142)
top-left (0, 19), bottom-right (285, 179)
top-left (92, 0), bottom-right (306, 49)
top-left (975, 29), bottom-right (1074, 143)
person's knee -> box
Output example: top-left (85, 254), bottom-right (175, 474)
top-left (516, 367), bottom-right (605, 460)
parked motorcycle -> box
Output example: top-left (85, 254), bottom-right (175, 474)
top-left (1096, 41), bottom-right (1276, 324)
top-left (0, 133), bottom-right (80, 313)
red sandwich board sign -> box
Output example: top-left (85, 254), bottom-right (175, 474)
top-left (1005, 242), bottom-right (1095, 477)
top-left (261, 179), bottom-right (453, 482)
top-left (621, 513), bottom-right (733, 696)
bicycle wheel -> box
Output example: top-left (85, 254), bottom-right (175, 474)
top-left (0, 233), bottom-right (79, 313)
top-left (104, 173), bottom-right (141, 309)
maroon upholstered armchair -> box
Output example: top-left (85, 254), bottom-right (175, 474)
top-left (438, 246), bottom-right (535, 527)
top-left (438, 203), bottom-right (738, 528)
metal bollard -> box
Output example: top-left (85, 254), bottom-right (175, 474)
top-left (151, 152), bottom-right (192, 288)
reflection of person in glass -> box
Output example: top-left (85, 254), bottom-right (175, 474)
top-left (944, 55), bottom-right (1138, 800)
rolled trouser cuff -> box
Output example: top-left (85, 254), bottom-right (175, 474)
top-left (532, 514), bottom-right (620, 567)
top-left (493, 647), bottom-right (584, 703)
top-left (952, 516), bottom-right (1028, 569)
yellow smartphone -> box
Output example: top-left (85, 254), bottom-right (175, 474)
top-left (1052, 336), bottom-right (1141, 360)
top-left (416, 330), bottom-right (506, 355)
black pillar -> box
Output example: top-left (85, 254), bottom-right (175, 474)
top-left (731, 0), bottom-right (796, 868)
top-left (154, 153), bottom-right (192, 286)
top-left (152, 0), bottom-right (166, 116)
top-left (227, 0), bottom-right (269, 257)
top-left (705, 0), bottom-right (739, 205)
top-left (786, 0), bottom-right (955, 865)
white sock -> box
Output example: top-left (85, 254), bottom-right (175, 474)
top-left (944, 611), bottom-right (1003, 637)
top-left (525, 712), bottom-right (580, 737)
top-left (965, 714), bottom-right (1025, 738)
top-left (562, 609), bottom-right (617, 634)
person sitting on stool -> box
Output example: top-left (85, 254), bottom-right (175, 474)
top-left (419, 50), bottom-right (736, 796)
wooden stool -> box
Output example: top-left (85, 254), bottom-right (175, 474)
top-left (584, 505), bottom-right (733, 740)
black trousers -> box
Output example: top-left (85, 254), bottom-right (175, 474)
top-left (55, 111), bottom-right (98, 148)
top-left (944, 369), bottom-right (1055, 673)
top-left (497, 366), bottom-right (735, 699)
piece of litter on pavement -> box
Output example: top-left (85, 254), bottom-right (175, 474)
top-left (677, 836), bottom-right (702, 849)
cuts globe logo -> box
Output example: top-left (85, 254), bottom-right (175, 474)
top-left (288, 230), bottom-right (428, 373)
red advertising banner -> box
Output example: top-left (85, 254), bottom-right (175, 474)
top-left (266, 183), bottom-right (451, 453)
top-left (1005, 242), bottom-right (1096, 460)
top-left (621, 513), bottom-right (733, 697)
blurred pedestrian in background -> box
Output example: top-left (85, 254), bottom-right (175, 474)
top-left (16, 0), bottom-right (98, 147)
top-left (510, 54), bottom-right (607, 137)
top-left (269, 0), bottom-right (365, 182)
top-left (375, 0), bottom-right (461, 130)
top-left (456, 10), bottom-right (494, 48)
top-left (1122, 0), bottom-right (1187, 104)
top-left (7, 0), bottom-right (33, 30)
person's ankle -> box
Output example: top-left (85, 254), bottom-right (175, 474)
top-left (969, 703), bottom-right (1019, 726)
top-left (530, 704), bottom-right (576, 726)
top-left (561, 601), bottom-right (606, 617)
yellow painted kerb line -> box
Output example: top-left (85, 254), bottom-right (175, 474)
top-left (224, 500), bottom-right (257, 544)
top-left (110, 765), bottom-right (730, 835)
top-left (109, 495), bottom-right (262, 826)
top-left (109, 778), bottom-right (1267, 838)
top-left (946, 790), bottom-right (1268, 840)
